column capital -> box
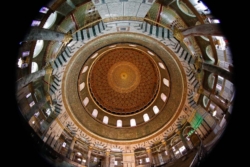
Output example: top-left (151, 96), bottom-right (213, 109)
top-left (173, 27), bottom-right (184, 42)
top-left (62, 32), bottom-right (73, 46)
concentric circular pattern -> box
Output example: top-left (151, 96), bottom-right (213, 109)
top-left (107, 61), bottom-right (141, 93)
top-left (88, 47), bottom-right (160, 114)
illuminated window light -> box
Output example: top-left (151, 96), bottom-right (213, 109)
top-left (83, 97), bottom-right (89, 106)
top-left (79, 82), bottom-right (85, 91)
top-left (31, 20), bottom-right (41, 26)
top-left (117, 120), bottom-right (122, 127)
top-left (46, 108), bottom-right (51, 116)
top-left (158, 62), bottom-right (166, 69)
top-left (130, 119), bottom-right (136, 127)
top-left (163, 78), bottom-right (170, 87)
top-left (153, 106), bottom-right (159, 114)
top-left (32, 121), bottom-right (35, 124)
top-left (77, 158), bottom-right (81, 161)
top-left (31, 62), bottom-right (38, 73)
top-left (147, 51), bottom-right (154, 56)
top-left (165, 151), bottom-right (168, 155)
top-left (39, 7), bottom-right (49, 13)
top-left (34, 111), bottom-right (40, 117)
top-left (109, 45), bottom-right (116, 48)
top-left (17, 58), bottom-right (23, 68)
top-left (179, 146), bottom-right (186, 152)
top-left (29, 101), bottom-right (35, 107)
top-left (82, 66), bottom-right (88, 73)
top-left (212, 110), bottom-right (217, 116)
top-left (175, 151), bottom-right (179, 154)
top-left (129, 44), bottom-right (136, 47)
top-left (94, 157), bottom-right (97, 162)
top-left (103, 116), bottom-right (109, 124)
top-left (92, 109), bottom-right (98, 118)
top-left (91, 53), bottom-right (98, 59)
top-left (114, 161), bottom-right (118, 165)
top-left (26, 93), bottom-right (31, 98)
top-left (143, 113), bottom-right (150, 122)
top-left (161, 93), bottom-right (167, 102)
top-left (82, 159), bottom-right (86, 163)
top-left (22, 51), bottom-right (30, 57)
top-left (62, 142), bottom-right (66, 147)
top-left (146, 157), bottom-right (150, 162)
top-left (43, 12), bottom-right (57, 29)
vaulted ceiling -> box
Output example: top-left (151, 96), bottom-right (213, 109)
top-left (10, 0), bottom-right (242, 167)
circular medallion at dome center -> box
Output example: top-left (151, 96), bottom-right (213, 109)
top-left (88, 47), bottom-right (160, 114)
top-left (108, 61), bottom-right (141, 93)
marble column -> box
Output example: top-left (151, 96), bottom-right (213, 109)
top-left (165, 140), bottom-right (175, 161)
top-left (23, 27), bottom-right (72, 45)
top-left (146, 147), bottom-right (153, 166)
top-left (66, 136), bottom-right (77, 160)
top-left (16, 64), bottom-right (53, 91)
top-left (202, 62), bottom-right (233, 83)
top-left (87, 144), bottom-right (94, 167)
top-left (173, 23), bottom-right (223, 41)
top-left (105, 149), bottom-right (110, 167)
top-left (177, 129), bottom-right (190, 152)
top-left (181, 23), bottom-right (223, 37)
top-left (16, 68), bottom-right (46, 91)
top-left (199, 88), bottom-right (229, 113)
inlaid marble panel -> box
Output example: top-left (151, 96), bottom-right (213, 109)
top-left (124, 2), bottom-right (141, 16)
top-left (107, 3), bottom-right (124, 16)
top-left (137, 4), bottom-right (151, 17)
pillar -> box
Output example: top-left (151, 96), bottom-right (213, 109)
top-left (25, 97), bottom-right (47, 120)
top-left (105, 149), bottom-right (110, 167)
top-left (66, 136), bottom-right (77, 160)
top-left (202, 62), bottom-right (233, 83)
top-left (16, 64), bottom-right (53, 91)
top-left (193, 56), bottom-right (233, 83)
top-left (16, 68), bottom-right (46, 91)
top-left (146, 147), bottom-right (153, 166)
top-left (173, 23), bottom-right (223, 41)
top-left (177, 129), bottom-right (190, 152)
top-left (165, 140), bottom-right (175, 161)
top-left (181, 23), bottom-right (223, 37)
top-left (199, 88), bottom-right (229, 113)
top-left (23, 27), bottom-right (72, 45)
top-left (87, 144), bottom-right (93, 167)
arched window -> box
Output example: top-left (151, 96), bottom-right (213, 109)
top-left (43, 12), bottom-right (57, 29)
top-left (92, 109), bottom-right (98, 118)
top-left (103, 116), bottom-right (109, 124)
top-left (91, 53), bottom-right (98, 59)
top-left (79, 82), bottom-right (85, 91)
top-left (117, 120), bottom-right (122, 127)
top-left (130, 119), bottom-right (136, 127)
top-left (82, 66), bottom-right (88, 73)
top-left (143, 113), bottom-right (150, 122)
top-left (158, 62), bottom-right (166, 69)
top-left (147, 50), bottom-right (154, 56)
top-left (163, 78), bottom-right (170, 87)
top-left (83, 97), bottom-right (89, 106)
top-left (153, 105), bottom-right (159, 114)
top-left (161, 93), bottom-right (167, 102)
top-left (33, 40), bottom-right (44, 58)
top-left (31, 62), bottom-right (38, 73)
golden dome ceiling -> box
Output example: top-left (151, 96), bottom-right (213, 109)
top-left (11, 0), bottom-right (241, 167)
